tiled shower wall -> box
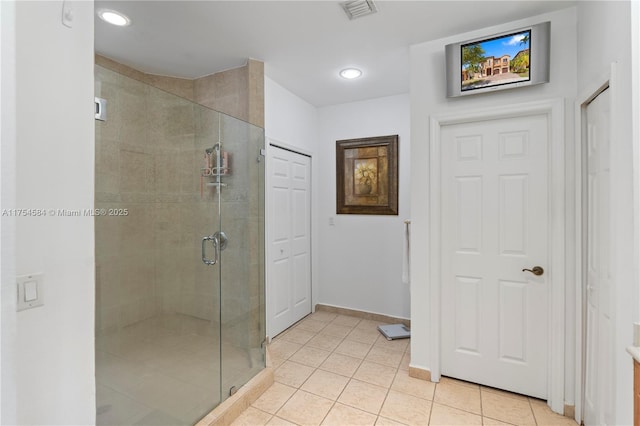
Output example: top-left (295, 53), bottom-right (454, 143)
top-left (95, 55), bottom-right (264, 129)
top-left (95, 65), bottom-right (219, 332)
top-left (95, 64), bottom-right (265, 350)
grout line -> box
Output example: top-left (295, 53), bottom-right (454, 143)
top-left (528, 397), bottom-right (538, 426)
top-left (267, 313), bottom-right (415, 425)
top-left (479, 384), bottom-right (484, 418)
top-left (271, 311), bottom-right (562, 426)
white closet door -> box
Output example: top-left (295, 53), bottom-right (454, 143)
top-left (268, 146), bottom-right (311, 338)
top-left (583, 88), bottom-right (612, 426)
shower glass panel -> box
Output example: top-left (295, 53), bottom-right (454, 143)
top-left (94, 65), bottom-right (265, 425)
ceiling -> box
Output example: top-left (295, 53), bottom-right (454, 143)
top-left (94, 1), bottom-right (576, 107)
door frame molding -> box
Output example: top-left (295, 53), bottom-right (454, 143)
top-left (428, 98), bottom-right (566, 413)
top-left (574, 63), bottom-right (616, 425)
top-left (265, 138), bottom-right (313, 340)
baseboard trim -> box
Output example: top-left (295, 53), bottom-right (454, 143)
top-left (314, 304), bottom-right (410, 327)
top-left (409, 366), bottom-right (431, 382)
top-left (563, 404), bottom-right (575, 419)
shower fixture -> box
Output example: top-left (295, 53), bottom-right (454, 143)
top-left (201, 121), bottom-right (231, 195)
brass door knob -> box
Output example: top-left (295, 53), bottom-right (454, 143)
top-left (522, 266), bottom-right (544, 276)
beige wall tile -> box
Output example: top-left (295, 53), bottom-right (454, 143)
top-left (120, 150), bottom-right (153, 193)
top-left (194, 67), bottom-right (249, 124)
top-left (247, 59), bottom-right (264, 129)
top-left (97, 56), bottom-right (195, 102)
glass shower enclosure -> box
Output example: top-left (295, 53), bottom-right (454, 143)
top-left (94, 65), bottom-right (265, 425)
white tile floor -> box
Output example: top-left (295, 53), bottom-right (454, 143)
top-left (233, 311), bottom-right (578, 426)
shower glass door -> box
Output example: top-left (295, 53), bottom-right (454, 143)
top-left (195, 108), bottom-right (267, 402)
top-left (95, 65), bottom-right (265, 426)
top-left (215, 114), bottom-right (266, 397)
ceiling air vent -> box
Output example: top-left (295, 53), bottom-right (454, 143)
top-left (341, 0), bottom-right (378, 20)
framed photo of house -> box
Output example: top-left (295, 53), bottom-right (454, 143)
top-left (336, 135), bottom-right (398, 215)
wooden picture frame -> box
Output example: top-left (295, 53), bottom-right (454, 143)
top-left (336, 135), bottom-right (398, 215)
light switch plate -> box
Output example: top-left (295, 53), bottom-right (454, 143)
top-left (17, 274), bottom-right (44, 311)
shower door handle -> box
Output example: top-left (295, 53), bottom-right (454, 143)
top-left (202, 235), bottom-right (219, 266)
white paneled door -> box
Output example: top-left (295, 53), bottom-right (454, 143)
top-left (583, 88), bottom-right (612, 426)
top-left (440, 113), bottom-right (549, 398)
top-left (268, 146), bottom-right (312, 338)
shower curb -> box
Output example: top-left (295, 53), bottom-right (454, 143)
top-left (196, 366), bottom-right (274, 426)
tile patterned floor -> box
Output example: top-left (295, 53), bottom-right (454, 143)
top-left (233, 311), bottom-right (578, 426)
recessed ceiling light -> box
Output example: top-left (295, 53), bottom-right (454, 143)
top-left (97, 9), bottom-right (131, 27)
top-left (340, 68), bottom-right (362, 79)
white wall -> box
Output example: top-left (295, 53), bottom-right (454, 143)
top-left (15, 1), bottom-right (95, 424)
top-left (0, 1), bottom-right (17, 423)
top-left (634, 0), bottom-right (640, 414)
top-left (265, 77), bottom-right (412, 320)
top-left (317, 94), bottom-right (411, 319)
top-left (634, 0), bottom-right (640, 334)
top-left (265, 76), bottom-right (319, 154)
top-left (264, 76), bottom-right (320, 336)
top-left (577, 2), bottom-right (635, 424)
top-left (409, 5), bottom-right (577, 406)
